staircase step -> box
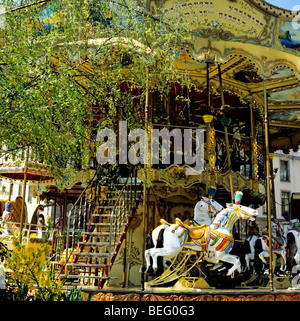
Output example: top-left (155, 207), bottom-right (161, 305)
top-left (66, 263), bottom-right (109, 268)
top-left (72, 252), bottom-right (110, 257)
top-left (83, 231), bottom-right (123, 236)
top-left (97, 205), bottom-right (126, 208)
top-left (78, 242), bottom-right (110, 246)
top-left (100, 190), bottom-right (141, 194)
top-left (87, 222), bottom-right (127, 227)
top-left (98, 197), bottom-right (140, 201)
top-left (57, 275), bottom-right (115, 280)
top-left (91, 212), bottom-right (134, 217)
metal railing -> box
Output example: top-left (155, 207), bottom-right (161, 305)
top-left (108, 167), bottom-right (140, 271)
top-left (65, 171), bottom-right (97, 264)
top-left (0, 221), bottom-right (56, 243)
top-left (62, 166), bottom-right (142, 277)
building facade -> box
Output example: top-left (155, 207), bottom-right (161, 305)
top-left (272, 149), bottom-right (300, 219)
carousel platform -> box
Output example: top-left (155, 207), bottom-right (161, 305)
top-left (73, 285), bottom-right (300, 301)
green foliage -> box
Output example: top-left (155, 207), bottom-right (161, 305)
top-left (0, 239), bottom-right (8, 263)
top-left (4, 237), bottom-right (58, 297)
top-left (2, 236), bottom-right (92, 301)
top-left (0, 0), bottom-right (198, 178)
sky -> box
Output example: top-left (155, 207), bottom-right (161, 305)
top-left (266, 0), bottom-right (300, 10)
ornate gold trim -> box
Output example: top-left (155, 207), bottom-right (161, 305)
top-left (86, 290), bottom-right (300, 301)
top-left (138, 165), bottom-right (252, 192)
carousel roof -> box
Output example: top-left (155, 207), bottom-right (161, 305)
top-left (48, 0), bottom-right (300, 152)
top-left (2, 0), bottom-right (300, 153)
top-left (150, 0), bottom-right (300, 152)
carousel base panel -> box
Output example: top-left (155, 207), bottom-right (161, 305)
top-left (77, 286), bottom-right (300, 301)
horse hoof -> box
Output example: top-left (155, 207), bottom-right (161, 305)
top-left (217, 267), bottom-right (226, 272)
top-left (280, 264), bottom-right (287, 272)
top-left (226, 271), bottom-right (234, 277)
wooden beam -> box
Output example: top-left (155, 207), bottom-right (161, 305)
top-left (268, 104), bottom-right (300, 111)
top-left (249, 77), bottom-right (299, 94)
top-left (269, 120), bottom-right (300, 129)
top-left (198, 56), bottom-right (243, 77)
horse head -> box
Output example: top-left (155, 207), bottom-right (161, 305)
top-left (201, 197), bottom-right (224, 214)
top-left (232, 204), bottom-right (259, 222)
top-left (226, 204), bottom-right (258, 221)
top-left (194, 197), bottom-right (224, 225)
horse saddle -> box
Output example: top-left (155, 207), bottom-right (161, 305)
top-left (160, 218), bottom-right (207, 239)
top-left (174, 218), bottom-right (207, 240)
top-left (160, 218), bottom-right (208, 251)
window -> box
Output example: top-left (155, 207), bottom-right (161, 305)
top-left (27, 185), bottom-right (33, 203)
top-left (280, 160), bottom-right (290, 181)
top-left (281, 191), bottom-right (290, 214)
top-left (18, 184), bottom-right (22, 196)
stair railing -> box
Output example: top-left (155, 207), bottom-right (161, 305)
top-left (108, 166), bottom-right (139, 272)
top-left (65, 171), bottom-right (97, 265)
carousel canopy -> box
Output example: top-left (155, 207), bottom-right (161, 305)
top-left (150, 0), bottom-right (300, 152)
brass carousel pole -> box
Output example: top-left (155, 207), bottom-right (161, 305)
top-left (204, 60), bottom-right (211, 195)
top-left (8, 181), bottom-right (13, 201)
top-left (218, 65), bottom-right (234, 202)
top-left (263, 79), bottom-right (274, 291)
top-left (19, 146), bottom-right (29, 243)
top-left (141, 68), bottom-right (149, 290)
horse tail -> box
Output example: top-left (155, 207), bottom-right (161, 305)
top-left (287, 232), bottom-right (297, 273)
top-left (156, 228), bottom-right (165, 248)
top-left (156, 228), bottom-right (165, 276)
top-left (239, 239), bottom-right (251, 268)
top-left (254, 238), bottom-right (264, 274)
top-left (146, 233), bottom-right (154, 250)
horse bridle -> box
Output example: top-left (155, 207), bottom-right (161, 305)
top-left (229, 205), bottom-right (255, 222)
top-left (201, 198), bottom-right (216, 214)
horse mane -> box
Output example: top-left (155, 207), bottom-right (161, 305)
top-left (193, 200), bottom-right (211, 225)
top-left (210, 208), bottom-right (228, 228)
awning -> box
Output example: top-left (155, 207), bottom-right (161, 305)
top-left (0, 167), bottom-right (53, 181)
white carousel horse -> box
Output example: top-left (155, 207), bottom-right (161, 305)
top-left (145, 196), bottom-right (258, 276)
top-left (255, 219), bottom-right (288, 272)
top-left (147, 197), bottom-right (224, 270)
top-left (286, 220), bottom-right (300, 271)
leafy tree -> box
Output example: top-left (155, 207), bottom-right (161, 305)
top-left (0, 0), bottom-right (197, 178)
top-left (4, 236), bottom-right (60, 300)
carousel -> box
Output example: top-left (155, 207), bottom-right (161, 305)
top-left (1, 0), bottom-right (300, 301)
top-left (95, 0), bottom-right (300, 301)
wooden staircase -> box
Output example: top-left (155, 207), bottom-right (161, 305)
top-left (55, 167), bottom-right (142, 288)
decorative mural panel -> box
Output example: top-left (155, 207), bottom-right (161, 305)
top-left (270, 87), bottom-right (300, 102)
top-left (154, 0), bottom-right (274, 46)
top-left (138, 166), bottom-right (251, 193)
top-left (278, 21), bottom-right (300, 52)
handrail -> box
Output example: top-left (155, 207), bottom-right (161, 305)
top-left (67, 171), bottom-right (97, 219)
top-left (108, 166), bottom-right (136, 271)
top-left (0, 222), bottom-right (57, 244)
top-left (59, 165), bottom-right (141, 283)
top-left (65, 171), bottom-right (97, 265)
